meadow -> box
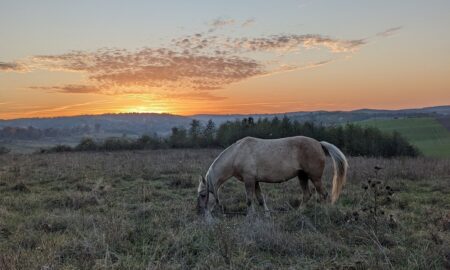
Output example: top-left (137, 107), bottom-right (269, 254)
top-left (0, 149), bottom-right (449, 269)
top-left (360, 117), bottom-right (450, 158)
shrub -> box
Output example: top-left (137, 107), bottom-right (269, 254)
top-left (75, 138), bottom-right (97, 151)
top-left (48, 144), bottom-right (73, 153)
top-left (0, 146), bottom-right (10, 155)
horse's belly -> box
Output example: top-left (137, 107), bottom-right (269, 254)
top-left (256, 165), bottom-right (299, 183)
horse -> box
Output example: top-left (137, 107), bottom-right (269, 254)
top-left (197, 136), bottom-right (348, 216)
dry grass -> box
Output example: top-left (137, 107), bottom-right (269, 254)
top-left (0, 150), bottom-right (449, 269)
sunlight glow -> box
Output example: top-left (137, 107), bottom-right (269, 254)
top-left (121, 106), bottom-right (168, 114)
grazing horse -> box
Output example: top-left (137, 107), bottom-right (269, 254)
top-left (197, 136), bottom-right (348, 216)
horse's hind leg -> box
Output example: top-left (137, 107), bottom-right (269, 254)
top-left (255, 182), bottom-right (270, 215)
top-left (311, 177), bottom-right (329, 203)
top-left (298, 170), bottom-right (311, 203)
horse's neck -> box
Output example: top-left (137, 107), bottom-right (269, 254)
top-left (208, 144), bottom-right (235, 193)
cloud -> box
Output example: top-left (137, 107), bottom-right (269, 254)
top-left (377, 26), bottom-right (402, 37)
top-left (209, 18), bottom-right (235, 31)
top-left (253, 59), bottom-right (334, 79)
top-left (25, 47), bottom-right (264, 94)
top-left (229, 34), bottom-right (366, 53)
top-left (174, 33), bottom-right (365, 54)
top-left (6, 100), bottom-right (115, 117)
top-left (209, 18), bottom-right (255, 30)
top-left (2, 21), bottom-right (368, 97)
top-left (30, 84), bottom-right (100, 94)
top-left (163, 91), bottom-right (226, 101)
top-left (241, 19), bottom-right (255, 27)
top-left (0, 61), bottom-right (28, 72)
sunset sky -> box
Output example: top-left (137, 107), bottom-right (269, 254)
top-left (1, 0), bottom-right (449, 119)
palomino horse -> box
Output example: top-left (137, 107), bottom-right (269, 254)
top-left (197, 136), bottom-right (348, 216)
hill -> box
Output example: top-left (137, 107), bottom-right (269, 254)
top-left (1, 105), bottom-right (449, 133)
top-left (359, 117), bottom-right (450, 158)
top-left (1, 105), bottom-right (449, 153)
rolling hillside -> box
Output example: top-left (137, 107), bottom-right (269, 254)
top-left (359, 117), bottom-right (450, 158)
top-left (1, 106), bottom-right (449, 154)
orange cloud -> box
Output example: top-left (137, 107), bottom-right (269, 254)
top-left (0, 61), bottom-right (28, 72)
top-left (24, 48), bottom-right (263, 94)
top-left (2, 26), bottom-right (368, 97)
top-left (29, 84), bottom-right (100, 94)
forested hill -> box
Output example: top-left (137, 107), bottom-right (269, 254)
top-left (0, 106), bottom-right (449, 137)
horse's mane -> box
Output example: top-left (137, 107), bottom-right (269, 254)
top-left (206, 140), bottom-right (239, 195)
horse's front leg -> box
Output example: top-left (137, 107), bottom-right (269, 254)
top-left (244, 177), bottom-right (256, 216)
top-left (213, 193), bottom-right (225, 214)
top-left (255, 182), bottom-right (270, 216)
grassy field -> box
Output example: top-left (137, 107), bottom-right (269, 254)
top-left (359, 117), bottom-right (450, 158)
top-left (0, 149), bottom-right (449, 269)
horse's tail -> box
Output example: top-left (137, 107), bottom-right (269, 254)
top-left (320, 141), bottom-right (348, 204)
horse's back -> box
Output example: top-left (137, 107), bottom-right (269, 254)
top-left (232, 136), bottom-right (325, 181)
top-left (236, 136), bottom-right (323, 156)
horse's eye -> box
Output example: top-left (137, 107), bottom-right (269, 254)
top-left (200, 194), bottom-right (206, 198)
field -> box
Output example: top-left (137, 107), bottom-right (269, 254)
top-left (0, 149), bottom-right (450, 269)
top-left (359, 117), bottom-right (450, 158)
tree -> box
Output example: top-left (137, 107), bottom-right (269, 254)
top-left (189, 119), bottom-right (202, 147)
top-left (280, 115), bottom-right (292, 137)
top-left (169, 127), bottom-right (188, 148)
top-left (202, 119), bottom-right (216, 147)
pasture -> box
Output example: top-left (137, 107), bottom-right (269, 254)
top-left (0, 149), bottom-right (449, 269)
top-left (359, 117), bottom-right (450, 158)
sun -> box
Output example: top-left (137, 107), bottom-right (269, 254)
top-left (122, 106), bottom-right (168, 114)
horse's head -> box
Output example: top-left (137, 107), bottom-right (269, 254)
top-left (196, 175), bottom-right (209, 215)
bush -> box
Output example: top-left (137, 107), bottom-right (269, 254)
top-left (48, 144), bottom-right (73, 153)
top-left (0, 146), bottom-right (10, 155)
top-left (75, 138), bottom-right (97, 151)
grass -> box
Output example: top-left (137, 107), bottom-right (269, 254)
top-left (0, 149), bottom-right (449, 269)
top-left (359, 117), bottom-right (450, 158)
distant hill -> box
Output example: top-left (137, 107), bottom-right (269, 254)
top-left (0, 113), bottom-right (190, 136)
top-left (193, 105), bottom-right (450, 125)
top-left (1, 105), bottom-right (449, 134)
top-left (359, 117), bottom-right (450, 158)
top-left (0, 105), bottom-right (449, 153)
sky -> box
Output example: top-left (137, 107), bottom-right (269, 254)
top-left (1, 0), bottom-right (449, 119)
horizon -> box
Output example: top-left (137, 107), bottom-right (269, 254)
top-left (1, 103), bottom-right (449, 121)
top-left (1, 1), bottom-right (450, 119)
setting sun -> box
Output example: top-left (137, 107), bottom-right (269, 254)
top-left (122, 106), bottom-right (169, 115)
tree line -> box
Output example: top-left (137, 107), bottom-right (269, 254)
top-left (0, 125), bottom-right (95, 140)
top-left (43, 116), bottom-right (419, 157)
